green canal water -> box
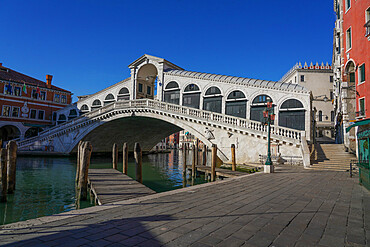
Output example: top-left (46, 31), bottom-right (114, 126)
top-left (0, 150), bottom-right (207, 225)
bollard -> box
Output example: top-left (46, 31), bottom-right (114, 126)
top-left (231, 144), bottom-right (236, 171)
top-left (211, 144), bottom-right (217, 182)
top-left (75, 141), bottom-right (83, 183)
top-left (112, 143), bottom-right (118, 170)
top-left (0, 149), bottom-right (7, 202)
top-left (192, 144), bottom-right (196, 177)
top-left (134, 143), bottom-right (142, 183)
top-left (6, 141), bottom-right (17, 194)
top-left (77, 141), bottom-right (92, 201)
top-left (202, 144), bottom-right (207, 166)
top-left (122, 143), bottom-right (128, 174)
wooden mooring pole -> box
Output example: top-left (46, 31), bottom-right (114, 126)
top-left (191, 144), bottom-right (196, 177)
top-left (112, 143), bottom-right (118, 170)
top-left (202, 144), bottom-right (207, 166)
top-left (211, 144), bottom-right (217, 182)
top-left (231, 144), bottom-right (236, 171)
top-left (134, 143), bottom-right (142, 183)
top-left (77, 141), bottom-right (92, 201)
top-left (122, 143), bottom-right (128, 174)
top-left (0, 149), bottom-right (7, 202)
top-left (7, 140), bottom-right (17, 194)
top-left (75, 141), bottom-right (83, 183)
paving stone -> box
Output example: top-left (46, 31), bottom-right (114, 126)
top-left (87, 239), bottom-right (112, 247)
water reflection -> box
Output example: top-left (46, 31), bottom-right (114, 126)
top-left (0, 150), bottom-right (207, 225)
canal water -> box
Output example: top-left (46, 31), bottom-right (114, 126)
top-left (0, 150), bottom-right (207, 225)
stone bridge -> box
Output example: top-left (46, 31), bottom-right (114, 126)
top-left (18, 54), bottom-right (312, 165)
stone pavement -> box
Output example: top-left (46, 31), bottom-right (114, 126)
top-left (0, 166), bottom-right (369, 247)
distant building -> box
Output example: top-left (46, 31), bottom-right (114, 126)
top-left (0, 63), bottom-right (72, 142)
top-left (332, 0), bottom-right (370, 154)
top-left (280, 62), bottom-right (334, 139)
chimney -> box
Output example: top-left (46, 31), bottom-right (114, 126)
top-left (0, 63), bottom-right (2, 67)
top-left (46, 75), bottom-right (53, 89)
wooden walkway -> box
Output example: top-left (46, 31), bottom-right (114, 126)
top-left (186, 165), bottom-right (247, 178)
top-left (88, 169), bottom-right (155, 205)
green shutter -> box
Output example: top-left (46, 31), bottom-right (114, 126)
top-left (361, 64), bottom-right (365, 82)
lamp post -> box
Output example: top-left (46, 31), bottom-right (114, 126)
top-left (263, 100), bottom-right (275, 173)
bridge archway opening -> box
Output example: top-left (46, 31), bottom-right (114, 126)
top-left (104, 94), bottom-right (115, 106)
top-left (0, 125), bottom-right (20, 141)
top-left (91, 99), bottom-right (102, 111)
top-left (117, 87), bottom-right (130, 101)
top-left (250, 94), bottom-right (274, 123)
top-left (80, 104), bottom-right (89, 114)
top-left (203, 86), bottom-right (222, 113)
top-left (279, 99), bottom-right (305, 130)
top-left (225, 90), bottom-right (247, 118)
top-left (137, 64), bottom-right (158, 99)
top-left (164, 81), bottom-right (180, 105)
top-left (25, 127), bottom-right (43, 139)
top-left (57, 114), bottom-right (67, 125)
top-left (183, 84), bottom-right (200, 109)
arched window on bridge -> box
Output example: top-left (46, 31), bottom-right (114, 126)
top-left (203, 86), bottom-right (222, 113)
top-left (68, 109), bottom-right (78, 120)
top-left (250, 94), bottom-right (274, 123)
top-left (80, 104), bottom-right (89, 115)
top-left (57, 114), bottom-right (67, 125)
top-left (164, 81), bottom-right (180, 105)
top-left (183, 84), bottom-right (201, 109)
top-left (104, 94), bottom-right (115, 106)
top-left (91, 99), bottom-right (102, 111)
top-left (279, 99), bottom-right (305, 130)
top-left (225, 90), bottom-right (247, 118)
top-left (117, 87), bottom-right (130, 101)
top-left (25, 127), bottom-right (43, 138)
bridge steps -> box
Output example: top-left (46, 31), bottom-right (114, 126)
top-left (88, 169), bottom-right (155, 205)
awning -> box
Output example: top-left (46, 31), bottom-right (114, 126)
top-left (346, 119), bottom-right (370, 132)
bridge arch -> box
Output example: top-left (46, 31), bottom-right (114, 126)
top-left (91, 99), bottom-right (102, 110)
top-left (278, 98), bottom-right (305, 130)
top-left (104, 94), bottom-right (115, 106)
top-left (250, 94), bottom-right (274, 122)
top-left (117, 87), bottom-right (130, 101)
top-left (203, 86), bottom-right (223, 113)
top-left (80, 104), bottom-right (89, 114)
top-left (0, 125), bottom-right (21, 141)
top-left (182, 83), bottom-right (201, 109)
top-left (164, 81), bottom-right (180, 105)
top-left (225, 90), bottom-right (248, 118)
top-left (136, 64), bottom-right (158, 99)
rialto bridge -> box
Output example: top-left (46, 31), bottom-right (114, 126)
top-left (17, 54), bottom-right (312, 166)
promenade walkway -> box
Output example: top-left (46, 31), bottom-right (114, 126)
top-left (0, 166), bottom-right (369, 247)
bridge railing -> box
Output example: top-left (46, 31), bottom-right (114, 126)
top-left (18, 99), bottom-right (303, 148)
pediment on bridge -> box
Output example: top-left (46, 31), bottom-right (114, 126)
top-left (128, 54), bottom-right (184, 71)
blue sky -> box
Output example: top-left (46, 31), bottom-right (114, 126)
top-left (1, 0), bottom-right (335, 101)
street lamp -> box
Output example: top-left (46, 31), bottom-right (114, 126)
top-left (263, 100), bottom-right (275, 173)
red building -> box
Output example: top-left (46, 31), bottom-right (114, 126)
top-left (0, 63), bottom-right (72, 141)
top-left (342, 0), bottom-right (370, 119)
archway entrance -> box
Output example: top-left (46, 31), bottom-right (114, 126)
top-left (136, 64), bottom-right (158, 99)
top-left (0, 125), bottom-right (21, 141)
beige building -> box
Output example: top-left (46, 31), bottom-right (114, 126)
top-left (280, 62), bottom-right (334, 140)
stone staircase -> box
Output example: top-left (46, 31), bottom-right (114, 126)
top-left (309, 143), bottom-right (356, 172)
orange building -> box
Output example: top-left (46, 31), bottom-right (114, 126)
top-left (0, 63), bottom-right (72, 141)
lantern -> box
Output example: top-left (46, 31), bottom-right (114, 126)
top-left (267, 101), bottom-right (272, 108)
top-left (263, 111), bottom-right (268, 118)
top-left (270, 114), bottom-right (275, 121)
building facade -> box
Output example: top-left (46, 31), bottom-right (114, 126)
top-left (333, 0), bottom-right (370, 153)
top-left (280, 62), bottom-right (334, 140)
top-left (0, 63), bottom-right (72, 142)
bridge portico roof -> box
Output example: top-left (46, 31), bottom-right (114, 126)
top-left (165, 69), bottom-right (309, 93)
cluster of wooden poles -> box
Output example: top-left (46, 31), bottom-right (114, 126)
top-left (183, 141), bottom-right (236, 182)
top-left (0, 140), bottom-right (18, 202)
top-left (75, 141), bottom-right (144, 201)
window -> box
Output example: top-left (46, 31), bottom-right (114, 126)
top-left (318, 111), bottom-right (323, 121)
top-left (54, 94), bottom-right (60, 103)
top-left (38, 110), bottom-right (45, 120)
top-left (147, 86), bottom-right (151, 95)
top-left (359, 64), bottom-right (365, 83)
top-left (12, 107), bottom-right (19, 117)
top-left (366, 8), bottom-right (370, 37)
top-left (183, 84), bottom-right (201, 109)
top-left (91, 99), bottom-right (102, 110)
top-left (103, 94), bottom-right (115, 106)
top-left (295, 77), bottom-right (297, 83)
top-left (138, 83), bottom-right (143, 93)
top-left (31, 89), bottom-right (38, 99)
top-left (40, 91), bottom-right (46, 100)
top-left (346, 27), bottom-right (352, 50)
top-left (14, 87), bottom-right (21, 96)
top-left (2, 106), bottom-right (10, 117)
top-left (330, 91), bottom-right (334, 100)
top-left (330, 76), bottom-right (333, 83)
top-left (331, 111), bottom-right (334, 122)
top-left (4, 84), bottom-right (13, 95)
top-left (117, 87), bottom-right (130, 101)
top-left (359, 98), bottom-right (365, 116)
top-left (226, 91), bottom-right (247, 118)
top-left (250, 94), bottom-right (273, 122)
top-left (345, 0), bottom-right (351, 11)
top-left (279, 99), bottom-right (305, 130)
top-left (61, 95), bottom-right (67, 104)
top-left (80, 104), bottom-right (89, 114)
top-left (30, 109), bottom-right (37, 119)
top-left (300, 75), bottom-right (305, 82)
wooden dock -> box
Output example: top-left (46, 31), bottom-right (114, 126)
top-left (186, 165), bottom-right (247, 178)
top-left (88, 169), bottom-right (155, 205)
